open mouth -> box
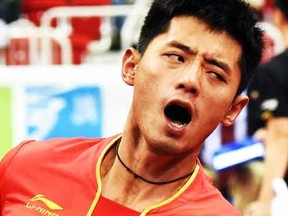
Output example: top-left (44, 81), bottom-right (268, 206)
top-left (164, 103), bottom-right (192, 128)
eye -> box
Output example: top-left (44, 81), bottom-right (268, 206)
top-left (166, 54), bottom-right (185, 63)
top-left (208, 71), bottom-right (226, 82)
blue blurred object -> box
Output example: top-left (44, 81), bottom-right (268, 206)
top-left (212, 137), bottom-right (265, 172)
top-left (27, 85), bottom-right (102, 140)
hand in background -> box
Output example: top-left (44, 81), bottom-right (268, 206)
top-left (244, 178), bottom-right (288, 216)
top-left (243, 199), bottom-right (271, 216)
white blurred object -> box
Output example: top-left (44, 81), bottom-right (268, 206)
top-left (244, 0), bottom-right (265, 10)
top-left (271, 178), bottom-right (288, 216)
top-left (259, 22), bottom-right (285, 55)
top-left (0, 19), bottom-right (9, 48)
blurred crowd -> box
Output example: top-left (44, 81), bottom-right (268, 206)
top-left (0, 0), bottom-right (140, 65)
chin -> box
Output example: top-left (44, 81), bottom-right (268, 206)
top-left (148, 138), bottom-right (188, 156)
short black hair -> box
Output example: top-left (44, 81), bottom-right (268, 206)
top-left (137, 0), bottom-right (264, 95)
top-left (274, 0), bottom-right (288, 21)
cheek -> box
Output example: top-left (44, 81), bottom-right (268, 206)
top-left (133, 74), bottom-right (160, 109)
top-left (135, 66), bottom-right (166, 96)
top-left (202, 92), bottom-right (232, 118)
top-left (211, 85), bottom-right (236, 104)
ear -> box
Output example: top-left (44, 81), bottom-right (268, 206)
top-left (221, 95), bottom-right (249, 127)
top-left (121, 48), bottom-right (141, 86)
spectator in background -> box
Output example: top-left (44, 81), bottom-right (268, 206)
top-left (247, 0), bottom-right (284, 63)
top-left (244, 0), bottom-right (288, 215)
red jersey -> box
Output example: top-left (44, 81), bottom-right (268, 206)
top-left (0, 135), bottom-right (240, 215)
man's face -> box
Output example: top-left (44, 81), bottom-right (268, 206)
top-left (122, 16), bottom-right (247, 156)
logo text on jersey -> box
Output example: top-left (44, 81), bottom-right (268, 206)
top-left (26, 194), bottom-right (63, 216)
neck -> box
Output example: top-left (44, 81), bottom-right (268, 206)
top-left (100, 137), bottom-right (197, 211)
top-left (115, 139), bottom-right (195, 185)
top-left (120, 132), bottom-right (198, 179)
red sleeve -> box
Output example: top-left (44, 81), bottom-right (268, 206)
top-left (0, 140), bottom-right (34, 214)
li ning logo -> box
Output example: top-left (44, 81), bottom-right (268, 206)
top-left (26, 194), bottom-right (63, 216)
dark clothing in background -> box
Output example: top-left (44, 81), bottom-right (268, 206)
top-left (0, 0), bottom-right (20, 23)
top-left (248, 49), bottom-right (288, 135)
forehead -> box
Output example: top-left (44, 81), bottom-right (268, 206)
top-left (146, 16), bottom-right (242, 71)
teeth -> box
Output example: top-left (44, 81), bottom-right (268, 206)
top-left (171, 121), bottom-right (186, 128)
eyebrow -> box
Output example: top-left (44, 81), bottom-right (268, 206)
top-left (204, 58), bottom-right (231, 74)
top-left (167, 40), bottom-right (196, 55)
top-left (167, 40), bottom-right (231, 73)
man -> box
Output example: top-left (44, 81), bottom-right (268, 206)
top-left (0, 0), bottom-right (263, 215)
top-left (245, 0), bottom-right (288, 215)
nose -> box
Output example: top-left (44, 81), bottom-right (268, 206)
top-left (176, 62), bottom-right (201, 95)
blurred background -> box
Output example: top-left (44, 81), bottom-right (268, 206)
top-left (0, 0), bottom-right (153, 158)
